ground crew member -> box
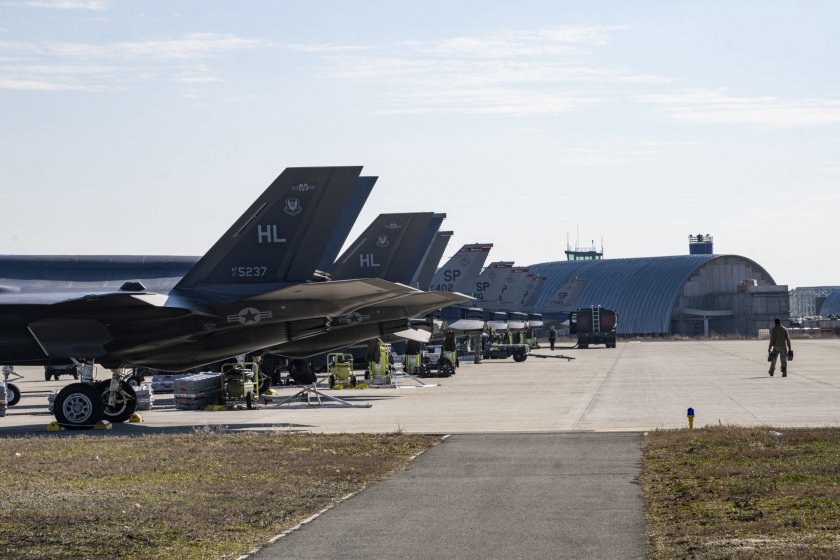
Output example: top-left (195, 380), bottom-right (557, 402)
top-left (549, 325), bottom-right (557, 350)
top-left (443, 330), bottom-right (457, 352)
top-left (366, 337), bottom-right (383, 374)
top-left (768, 318), bottom-right (792, 377)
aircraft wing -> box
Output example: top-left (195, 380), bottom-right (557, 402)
top-left (486, 320), bottom-right (508, 331)
top-left (263, 290), bottom-right (470, 357)
top-left (448, 318), bottom-right (486, 332)
top-left (386, 328), bottom-right (432, 343)
top-left (244, 278), bottom-right (421, 320)
top-left (8, 291), bottom-right (209, 359)
top-left (363, 290), bottom-right (472, 318)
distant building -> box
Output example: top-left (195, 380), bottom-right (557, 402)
top-left (530, 254), bottom-right (787, 337)
top-left (789, 286), bottom-right (840, 318)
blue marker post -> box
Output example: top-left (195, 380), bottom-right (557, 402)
top-left (687, 407), bottom-right (695, 430)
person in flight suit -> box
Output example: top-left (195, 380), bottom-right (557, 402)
top-left (768, 318), bottom-right (792, 377)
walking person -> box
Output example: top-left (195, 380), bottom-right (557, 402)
top-left (768, 318), bottom-right (792, 377)
top-left (548, 325), bottom-right (557, 351)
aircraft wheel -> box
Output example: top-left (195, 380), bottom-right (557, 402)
top-left (95, 380), bottom-right (137, 423)
top-left (6, 383), bottom-right (21, 406)
top-left (54, 383), bottom-right (104, 429)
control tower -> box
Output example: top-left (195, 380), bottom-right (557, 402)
top-left (565, 239), bottom-right (603, 261)
top-left (689, 234), bottom-right (713, 255)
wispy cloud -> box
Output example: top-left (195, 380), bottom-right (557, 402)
top-left (288, 26), bottom-right (667, 117)
top-left (287, 28), bottom-right (840, 125)
top-left (0, 33), bottom-right (266, 91)
top-left (634, 89), bottom-right (840, 127)
top-left (20, 0), bottom-right (107, 10)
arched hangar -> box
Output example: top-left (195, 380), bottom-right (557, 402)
top-left (529, 255), bottom-right (789, 337)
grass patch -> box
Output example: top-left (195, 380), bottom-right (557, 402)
top-left (0, 431), bottom-right (438, 559)
top-left (642, 426), bottom-right (840, 559)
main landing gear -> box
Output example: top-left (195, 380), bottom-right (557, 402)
top-left (52, 363), bottom-right (137, 429)
top-left (1, 365), bottom-right (23, 409)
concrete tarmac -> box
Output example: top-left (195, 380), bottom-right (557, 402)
top-left (3, 339), bottom-right (839, 433)
top-left (249, 433), bottom-right (645, 560)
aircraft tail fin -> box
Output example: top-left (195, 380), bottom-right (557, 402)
top-left (331, 212), bottom-right (441, 284)
top-left (174, 166), bottom-right (363, 300)
top-left (522, 274), bottom-right (547, 308)
top-left (429, 243), bottom-right (493, 293)
top-left (475, 261), bottom-right (514, 309)
top-left (316, 176), bottom-right (377, 274)
top-left (412, 230), bottom-right (453, 290)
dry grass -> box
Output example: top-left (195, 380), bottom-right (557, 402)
top-left (0, 431), bottom-right (439, 559)
top-left (642, 426), bottom-right (840, 559)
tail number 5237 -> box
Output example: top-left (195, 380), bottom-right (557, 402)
top-left (231, 266), bottom-right (269, 278)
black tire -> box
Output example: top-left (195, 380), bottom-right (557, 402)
top-left (95, 380), bottom-right (137, 423)
top-left (54, 383), bottom-right (104, 429)
top-left (6, 383), bottom-right (21, 407)
top-left (45, 369), bottom-right (52, 381)
top-left (438, 358), bottom-right (454, 378)
top-left (364, 370), bottom-right (371, 380)
top-left (513, 351), bottom-right (528, 363)
top-left (246, 392), bottom-right (254, 410)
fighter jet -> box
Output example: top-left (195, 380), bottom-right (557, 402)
top-left (429, 243), bottom-right (493, 294)
top-left (269, 213), bottom-right (470, 356)
top-left (427, 243), bottom-right (494, 332)
top-left (0, 167), bottom-right (422, 428)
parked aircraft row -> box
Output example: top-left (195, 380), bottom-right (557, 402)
top-left (0, 166), bottom-right (549, 429)
top-left (0, 167), bottom-right (473, 428)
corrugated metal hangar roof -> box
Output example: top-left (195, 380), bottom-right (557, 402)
top-left (529, 255), bottom-right (719, 335)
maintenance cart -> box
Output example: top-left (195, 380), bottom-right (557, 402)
top-left (327, 353), bottom-right (358, 389)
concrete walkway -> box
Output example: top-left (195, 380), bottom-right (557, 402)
top-left (250, 433), bottom-right (645, 560)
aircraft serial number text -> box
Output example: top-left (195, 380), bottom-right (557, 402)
top-left (231, 266), bottom-right (269, 278)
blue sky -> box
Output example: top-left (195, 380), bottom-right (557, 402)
top-left (1, 0), bottom-right (838, 288)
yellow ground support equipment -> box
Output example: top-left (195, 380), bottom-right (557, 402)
top-left (327, 353), bottom-right (357, 389)
top-left (405, 353), bottom-right (424, 376)
top-left (365, 342), bottom-right (395, 384)
top-left (438, 349), bottom-right (458, 377)
top-left (220, 362), bottom-right (258, 409)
